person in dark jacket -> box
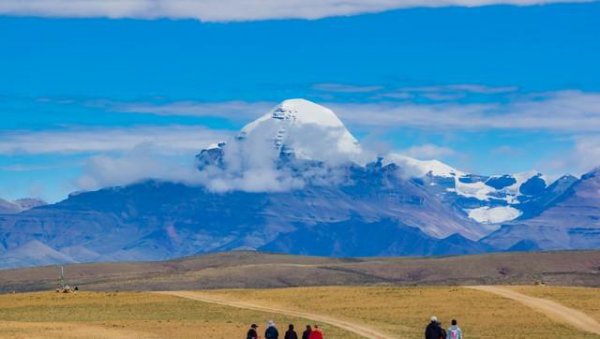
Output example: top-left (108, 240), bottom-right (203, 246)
top-left (266, 320), bottom-right (279, 339)
top-left (247, 324), bottom-right (259, 339)
top-left (302, 325), bottom-right (312, 339)
top-left (425, 316), bottom-right (443, 339)
top-left (438, 321), bottom-right (447, 339)
top-left (285, 324), bottom-right (298, 339)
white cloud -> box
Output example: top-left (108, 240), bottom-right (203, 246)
top-left (376, 84), bottom-right (519, 101)
top-left (0, 164), bottom-right (67, 172)
top-left (96, 90), bottom-right (600, 133)
top-left (402, 144), bottom-right (455, 159)
top-left (573, 137), bottom-right (600, 174)
top-left (110, 100), bottom-right (273, 120)
top-left (0, 126), bottom-right (232, 155)
top-left (313, 83), bottom-right (384, 93)
top-left (329, 90), bottom-right (600, 132)
top-left (491, 145), bottom-right (522, 156)
top-left (0, 0), bottom-right (591, 22)
top-left (543, 136), bottom-right (600, 176)
top-left (400, 84), bottom-right (519, 95)
top-left (75, 135), bottom-right (307, 193)
top-left (76, 143), bottom-right (203, 190)
top-left (74, 124), bottom-right (337, 193)
top-left (0, 125), bottom-right (233, 191)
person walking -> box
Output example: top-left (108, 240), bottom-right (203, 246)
top-left (265, 320), bottom-right (279, 339)
top-left (308, 324), bottom-right (323, 339)
top-left (285, 324), bottom-right (298, 339)
top-left (425, 316), bottom-right (443, 339)
top-left (438, 321), bottom-right (447, 339)
top-left (302, 325), bottom-right (312, 339)
top-left (446, 319), bottom-right (463, 339)
top-left (246, 324), bottom-right (259, 339)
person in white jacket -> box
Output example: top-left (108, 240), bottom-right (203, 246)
top-left (447, 319), bottom-right (463, 339)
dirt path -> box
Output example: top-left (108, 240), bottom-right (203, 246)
top-left (156, 291), bottom-right (395, 339)
top-left (468, 286), bottom-right (600, 336)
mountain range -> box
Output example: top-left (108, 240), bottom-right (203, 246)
top-left (1, 99), bottom-right (598, 268)
top-left (0, 198), bottom-right (46, 215)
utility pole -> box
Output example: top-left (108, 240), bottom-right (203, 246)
top-left (58, 265), bottom-right (65, 290)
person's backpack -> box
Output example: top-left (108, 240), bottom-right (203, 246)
top-left (448, 328), bottom-right (460, 339)
top-left (266, 326), bottom-right (279, 339)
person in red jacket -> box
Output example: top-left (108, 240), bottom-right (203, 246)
top-left (308, 324), bottom-right (323, 339)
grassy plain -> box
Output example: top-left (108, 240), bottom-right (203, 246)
top-left (0, 286), bottom-right (599, 338)
top-left (204, 286), bottom-right (600, 338)
top-left (0, 291), bottom-right (356, 339)
top-left (511, 286), bottom-right (600, 323)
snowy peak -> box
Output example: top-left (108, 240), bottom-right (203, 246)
top-left (385, 153), bottom-right (464, 178)
top-left (238, 99), bottom-right (362, 162)
top-left (243, 99), bottom-right (349, 131)
top-left (198, 99), bottom-right (364, 171)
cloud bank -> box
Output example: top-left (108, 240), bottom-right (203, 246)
top-left (0, 126), bottom-right (232, 192)
top-left (0, 126), bottom-right (231, 155)
top-left (103, 90), bottom-right (600, 133)
top-left (74, 120), bottom-right (361, 193)
top-left (76, 144), bottom-right (204, 190)
top-left (330, 90), bottom-right (600, 132)
top-left (112, 101), bottom-right (273, 120)
top-left (0, 0), bottom-right (591, 22)
top-left (542, 136), bottom-right (600, 176)
top-left (402, 144), bottom-right (456, 159)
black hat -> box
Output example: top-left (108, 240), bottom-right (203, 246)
top-left (251, 324), bottom-right (258, 328)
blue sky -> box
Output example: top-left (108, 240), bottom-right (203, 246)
top-left (1, 1), bottom-right (600, 202)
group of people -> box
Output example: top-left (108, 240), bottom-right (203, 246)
top-left (425, 316), bottom-right (463, 339)
top-left (247, 321), bottom-right (324, 339)
top-left (246, 316), bottom-right (460, 339)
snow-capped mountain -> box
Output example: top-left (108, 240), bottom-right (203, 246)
top-left (196, 99), bottom-right (566, 226)
top-left (482, 168), bottom-right (600, 250)
top-left (377, 151), bottom-right (576, 226)
top-left (237, 99), bottom-right (363, 162)
top-left (415, 169), bottom-right (569, 224)
top-left (0, 99), bottom-right (597, 268)
top-left (197, 99), bottom-right (364, 170)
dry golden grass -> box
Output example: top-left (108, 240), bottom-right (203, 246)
top-left (1, 286), bottom-right (599, 338)
top-left (203, 286), bottom-right (600, 338)
top-left (0, 291), bottom-right (356, 338)
top-left (511, 286), bottom-right (600, 323)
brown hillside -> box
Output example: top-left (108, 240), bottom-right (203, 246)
top-left (0, 251), bottom-right (599, 292)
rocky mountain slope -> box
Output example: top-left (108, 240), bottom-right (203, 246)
top-left (0, 198), bottom-right (46, 214)
top-left (483, 168), bottom-right (600, 250)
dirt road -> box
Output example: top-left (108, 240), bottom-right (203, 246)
top-left (156, 291), bottom-right (395, 339)
top-left (468, 286), bottom-right (600, 336)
